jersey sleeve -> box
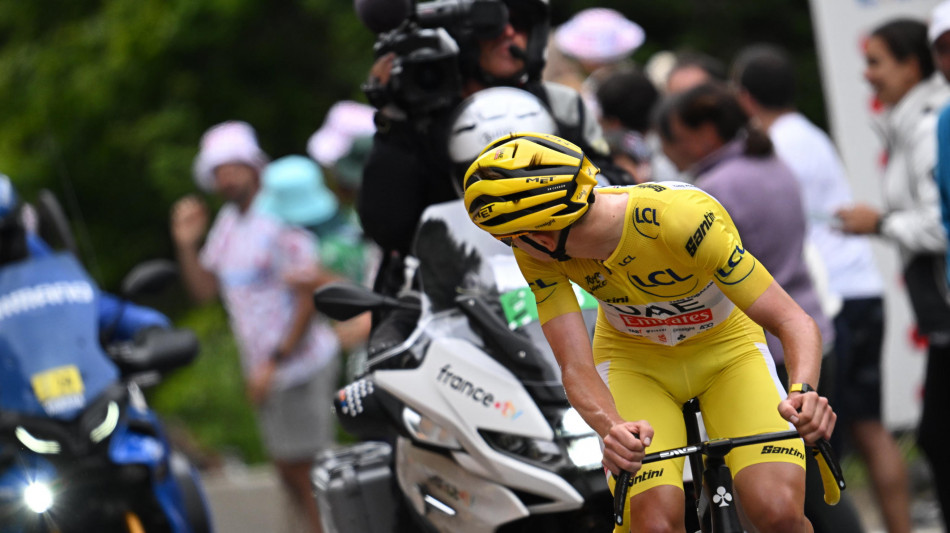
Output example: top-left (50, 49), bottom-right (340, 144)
top-left (662, 190), bottom-right (773, 310)
top-left (513, 248), bottom-right (579, 324)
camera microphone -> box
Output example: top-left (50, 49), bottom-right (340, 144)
top-left (509, 44), bottom-right (527, 60)
top-left (354, 0), bottom-right (413, 34)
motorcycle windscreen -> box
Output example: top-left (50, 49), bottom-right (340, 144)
top-left (412, 200), bottom-right (599, 384)
top-left (0, 253), bottom-right (118, 419)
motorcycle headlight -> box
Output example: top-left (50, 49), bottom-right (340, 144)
top-left (480, 430), bottom-right (563, 465)
top-left (557, 408), bottom-right (602, 470)
top-left (565, 435), bottom-right (602, 470)
top-left (14, 427), bottom-right (61, 455)
top-left (402, 407), bottom-right (461, 450)
top-left (23, 482), bottom-right (53, 514)
top-left (90, 401), bottom-right (120, 443)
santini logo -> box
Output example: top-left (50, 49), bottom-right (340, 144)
top-left (685, 211), bottom-right (716, 257)
top-left (632, 468), bottom-right (664, 484)
top-left (761, 445), bottom-right (805, 460)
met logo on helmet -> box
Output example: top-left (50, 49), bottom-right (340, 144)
top-left (474, 205), bottom-right (493, 220)
top-left (526, 177), bottom-right (554, 184)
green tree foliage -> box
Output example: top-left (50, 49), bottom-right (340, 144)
top-left (0, 0), bottom-right (375, 286)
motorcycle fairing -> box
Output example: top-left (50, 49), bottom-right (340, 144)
top-left (109, 405), bottom-right (191, 533)
top-left (376, 336), bottom-right (552, 439)
top-left (0, 253), bottom-right (118, 420)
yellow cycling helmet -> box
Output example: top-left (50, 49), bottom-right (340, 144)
top-left (462, 132), bottom-right (599, 239)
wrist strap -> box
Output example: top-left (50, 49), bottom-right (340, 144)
top-left (789, 382), bottom-right (815, 394)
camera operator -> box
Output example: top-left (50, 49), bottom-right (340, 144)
top-left (357, 0), bottom-right (628, 298)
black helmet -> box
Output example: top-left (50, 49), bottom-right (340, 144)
top-left (419, 0), bottom-right (549, 85)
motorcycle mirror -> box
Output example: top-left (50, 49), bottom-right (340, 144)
top-left (314, 282), bottom-right (417, 321)
top-left (115, 328), bottom-right (200, 376)
top-left (35, 189), bottom-right (79, 256)
top-left (121, 259), bottom-right (179, 299)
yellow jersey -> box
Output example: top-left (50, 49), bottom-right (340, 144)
top-left (515, 182), bottom-right (774, 347)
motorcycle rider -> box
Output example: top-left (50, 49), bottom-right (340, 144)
top-left (0, 175), bottom-right (170, 340)
top-left (359, 0), bottom-right (629, 299)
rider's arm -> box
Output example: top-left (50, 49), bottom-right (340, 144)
top-left (541, 312), bottom-right (652, 476)
top-left (98, 292), bottom-right (171, 342)
top-left (743, 281), bottom-right (822, 389)
top-left (517, 249), bottom-right (653, 475)
top-left (744, 281), bottom-right (834, 443)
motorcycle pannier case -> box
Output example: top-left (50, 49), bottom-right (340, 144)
top-left (313, 441), bottom-right (398, 533)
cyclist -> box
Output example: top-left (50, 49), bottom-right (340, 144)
top-left (463, 133), bottom-right (837, 532)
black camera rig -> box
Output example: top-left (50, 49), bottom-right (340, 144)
top-left (362, 0), bottom-right (515, 117)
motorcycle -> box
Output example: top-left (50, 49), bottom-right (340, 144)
top-left (0, 254), bottom-right (212, 533)
top-left (312, 200), bottom-right (613, 533)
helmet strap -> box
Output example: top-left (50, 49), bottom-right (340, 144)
top-left (521, 225), bottom-right (573, 262)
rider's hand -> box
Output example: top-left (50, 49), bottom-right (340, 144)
top-left (778, 391), bottom-right (837, 444)
top-left (602, 420), bottom-right (654, 477)
top-left (170, 195), bottom-right (209, 249)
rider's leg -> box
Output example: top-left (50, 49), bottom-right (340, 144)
top-left (699, 342), bottom-right (810, 532)
top-left (626, 485), bottom-right (686, 533)
top-left (733, 462), bottom-right (811, 533)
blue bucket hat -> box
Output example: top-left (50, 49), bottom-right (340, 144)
top-left (255, 155), bottom-right (338, 227)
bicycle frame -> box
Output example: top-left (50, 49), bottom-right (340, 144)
top-left (613, 398), bottom-right (845, 533)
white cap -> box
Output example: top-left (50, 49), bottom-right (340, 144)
top-left (554, 8), bottom-right (645, 64)
top-left (930, 0), bottom-right (950, 44)
top-left (307, 101), bottom-right (376, 168)
top-left (192, 121), bottom-right (269, 192)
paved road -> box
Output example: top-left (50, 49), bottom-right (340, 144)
top-left (199, 464), bottom-right (945, 533)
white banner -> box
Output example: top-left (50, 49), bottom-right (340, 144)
top-left (808, 0), bottom-right (943, 428)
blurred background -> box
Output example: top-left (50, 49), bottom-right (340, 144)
top-left (1, 1), bottom-right (945, 531)
top-left (0, 0), bottom-right (828, 466)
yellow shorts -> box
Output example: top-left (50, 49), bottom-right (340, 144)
top-left (594, 318), bottom-right (806, 529)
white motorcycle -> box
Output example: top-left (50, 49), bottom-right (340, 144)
top-left (312, 199), bottom-right (612, 533)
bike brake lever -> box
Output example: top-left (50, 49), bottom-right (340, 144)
top-left (812, 438), bottom-right (846, 505)
top-left (611, 430), bottom-right (641, 526)
top-left (613, 470), bottom-right (633, 526)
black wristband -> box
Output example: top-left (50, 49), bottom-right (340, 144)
top-left (789, 383), bottom-right (815, 394)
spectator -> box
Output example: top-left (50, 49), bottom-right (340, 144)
top-left (594, 64), bottom-right (660, 183)
top-left (733, 43), bottom-right (906, 533)
top-left (306, 100), bottom-right (379, 287)
top-left (655, 82), bottom-right (834, 374)
top-left (169, 121), bottom-right (339, 533)
top-left (255, 154), bottom-right (373, 362)
top-left (546, 7), bottom-right (645, 114)
top-left (551, 7), bottom-right (644, 78)
top-left (927, 4), bottom-right (950, 527)
top-left (665, 51), bottom-right (727, 95)
top-left (836, 20), bottom-right (950, 531)
top-left (359, 0), bottom-right (626, 299)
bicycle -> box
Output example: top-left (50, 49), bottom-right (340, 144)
top-left (613, 398), bottom-right (846, 533)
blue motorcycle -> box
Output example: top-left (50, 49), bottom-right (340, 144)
top-left (0, 253), bottom-right (212, 533)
